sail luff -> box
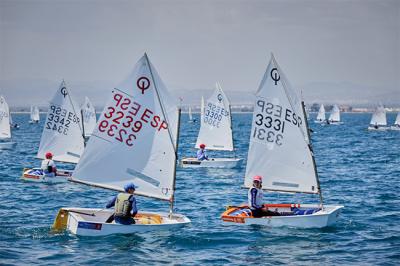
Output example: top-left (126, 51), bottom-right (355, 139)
top-left (144, 53), bottom-right (177, 153)
top-left (271, 54), bottom-right (309, 144)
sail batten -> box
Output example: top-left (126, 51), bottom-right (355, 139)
top-left (36, 81), bottom-right (84, 164)
top-left (244, 55), bottom-right (319, 194)
top-left (71, 54), bottom-right (178, 201)
top-left (195, 83), bottom-right (234, 151)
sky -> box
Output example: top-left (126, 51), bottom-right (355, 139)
top-left (0, 0), bottom-right (399, 107)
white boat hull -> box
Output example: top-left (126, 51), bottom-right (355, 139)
top-left (221, 204), bottom-right (344, 228)
top-left (368, 126), bottom-right (389, 131)
top-left (180, 157), bottom-right (243, 168)
top-left (54, 208), bottom-right (191, 236)
top-left (29, 120), bottom-right (39, 124)
top-left (0, 141), bottom-right (17, 150)
top-left (390, 126), bottom-right (400, 130)
top-left (325, 121), bottom-right (343, 125)
top-left (21, 168), bottom-right (72, 182)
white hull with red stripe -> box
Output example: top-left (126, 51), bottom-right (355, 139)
top-left (56, 208), bottom-right (191, 236)
top-left (221, 204), bottom-right (343, 228)
top-left (180, 157), bottom-right (242, 168)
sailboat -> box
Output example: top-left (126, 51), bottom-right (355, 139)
top-left (22, 81), bottom-right (85, 182)
top-left (81, 96), bottom-right (97, 139)
top-left (181, 83), bottom-right (243, 168)
top-left (327, 104), bottom-right (342, 125)
top-left (315, 104), bottom-right (326, 123)
top-left (221, 55), bottom-right (343, 228)
top-left (391, 112), bottom-right (400, 130)
top-left (188, 106), bottom-right (196, 123)
top-left (8, 105), bottom-right (19, 129)
top-left (368, 105), bottom-right (388, 130)
top-left (0, 96), bottom-right (17, 150)
top-left (29, 106), bottom-right (40, 123)
top-left (52, 54), bottom-right (190, 236)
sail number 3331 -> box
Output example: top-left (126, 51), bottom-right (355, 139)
top-left (252, 99), bottom-right (303, 146)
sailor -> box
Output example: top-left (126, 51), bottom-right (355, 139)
top-left (41, 152), bottom-right (57, 177)
top-left (106, 182), bottom-right (138, 225)
top-left (248, 175), bottom-right (280, 217)
top-left (197, 143), bottom-right (209, 161)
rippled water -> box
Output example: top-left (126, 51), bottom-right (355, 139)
top-left (0, 113), bottom-right (399, 265)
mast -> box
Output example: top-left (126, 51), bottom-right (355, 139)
top-left (301, 101), bottom-right (324, 209)
top-left (80, 109), bottom-right (86, 147)
top-left (229, 102), bottom-right (236, 157)
top-left (169, 108), bottom-right (181, 217)
top-left (144, 53), bottom-right (176, 151)
top-left (64, 81), bottom-right (86, 146)
top-left (144, 53), bottom-right (179, 214)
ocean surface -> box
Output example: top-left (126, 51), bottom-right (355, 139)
top-left (0, 113), bottom-right (399, 265)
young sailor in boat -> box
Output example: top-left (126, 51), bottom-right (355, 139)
top-left (248, 175), bottom-right (280, 217)
top-left (197, 144), bottom-right (209, 161)
top-left (106, 182), bottom-right (138, 225)
top-left (40, 152), bottom-right (57, 177)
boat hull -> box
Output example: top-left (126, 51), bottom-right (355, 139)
top-left (54, 208), bottom-right (191, 236)
top-left (21, 168), bottom-right (72, 182)
top-left (221, 204), bottom-right (344, 228)
top-left (368, 126), bottom-right (389, 131)
top-left (325, 121), bottom-right (343, 125)
top-left (180, 157), bottom-right (243, 168)
top-left (390, 126), bottom-right (400, 130)
top-left (0, 142), bottom-right (17, 150)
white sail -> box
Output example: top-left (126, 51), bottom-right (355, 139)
top-left (370, 106), bottom-right (387, 126)
top-left (9, 108), bottom-right (13, 125)
top-left (395, 112), bottom-right (400, 126)
top-left (0, 96), bottom-right (11, 139)
top-left (188, 106), bottom-right (193, 121)
top-left (316, 104), bottom-right (325, 121)
top-left (72, 54), bottom-right (178, 201)
top-left (244, 55), bottom-right (318, 194)
top-left (81, 97), bottom-right (97, 137)
top-left (31, 106), bottom-right (40, 122)
top-left (37, 81), bottom-right (85, 163)
top-left (195, 82), bottom-right (233, 151)
top-left (328, 104), bottom-right (340, 122)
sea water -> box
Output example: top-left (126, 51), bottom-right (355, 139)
top-left (0, 113), bottom-right (399, 265)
